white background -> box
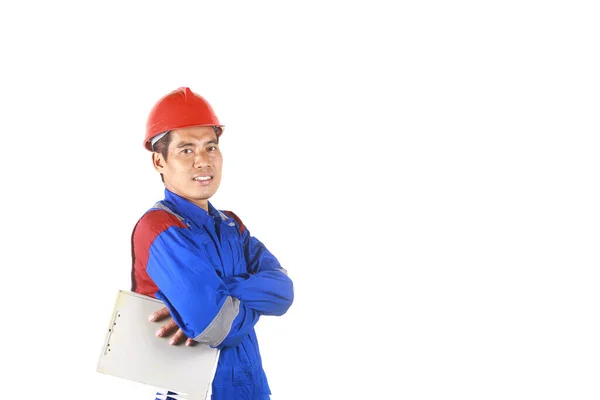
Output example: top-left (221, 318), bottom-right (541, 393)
top-left (1, 1), bottom-right (599, 399)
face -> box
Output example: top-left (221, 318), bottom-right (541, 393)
top-left (152, 126), bottom-right (222, 210)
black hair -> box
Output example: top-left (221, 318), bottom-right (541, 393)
top-left (152, 132), bottom-right (172, 183)
top-left (152, 132), bottom-right (173, 161)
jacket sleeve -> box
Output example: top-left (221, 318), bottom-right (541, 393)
top-left (147, 226), bottom-right (259, 349)
top-left (223, 216), bottom-right (294, 317)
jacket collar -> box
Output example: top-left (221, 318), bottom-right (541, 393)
top-left (163, 188), bottom-right (229, 225)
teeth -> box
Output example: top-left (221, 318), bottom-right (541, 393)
top-left (194, 176), bottom-right (211, 181)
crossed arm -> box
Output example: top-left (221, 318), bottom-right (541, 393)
top-left (147, 226), bottom-right (294, 348)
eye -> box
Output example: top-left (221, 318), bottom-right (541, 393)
top-left (181, 149), bottom-right (193, 154)
top-left (208, 146), bottom-right (218, 152)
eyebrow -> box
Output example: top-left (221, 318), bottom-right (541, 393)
top-left (175, 139), bottom-right (219, 148)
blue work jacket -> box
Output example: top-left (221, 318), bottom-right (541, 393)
top-left (131, 189), bottom-right (294, 399)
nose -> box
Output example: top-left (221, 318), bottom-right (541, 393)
top-left (193, 150), bottom-right (210, 168)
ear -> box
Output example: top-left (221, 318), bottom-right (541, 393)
top-left (152, 152), bottom-right (165, 173)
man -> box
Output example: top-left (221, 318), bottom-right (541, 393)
top-left (130, 87), bottom-right (294, 400)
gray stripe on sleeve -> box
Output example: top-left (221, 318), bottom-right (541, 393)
top-left (193, 296), bottom-right (240, 346)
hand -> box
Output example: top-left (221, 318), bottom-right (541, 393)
top-left (148, 306), bottom-right (196, 347)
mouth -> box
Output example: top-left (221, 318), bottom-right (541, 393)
top-left (193, 175), bottom-right (213, 185)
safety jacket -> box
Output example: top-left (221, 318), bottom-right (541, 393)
top-left (131, 189), bottom-right (294, 399)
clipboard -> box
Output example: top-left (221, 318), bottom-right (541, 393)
top-left (97, 290), bottom-right (220, 400)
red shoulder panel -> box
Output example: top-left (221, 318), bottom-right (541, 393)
top-left (223, 210), bottom-right (246, 234)
top-left (130, 210), bottom-right (187, 297)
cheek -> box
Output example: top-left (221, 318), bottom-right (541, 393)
top-left (212, 154), bottom-right (223, 170)
top-left (168, 161), bottom-right (188, 177)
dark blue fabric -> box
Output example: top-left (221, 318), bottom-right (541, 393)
top-left (155, 391), bottom-right (178, 400)
top-left (147, 189), bottom-right (293, 400)
top-left (156, 390), bottom-right (270, 400)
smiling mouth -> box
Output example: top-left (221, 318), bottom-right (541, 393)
top-left (193, 176), bottom-right (212, 182)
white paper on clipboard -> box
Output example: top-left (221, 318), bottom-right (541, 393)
top-left (97, 290), bottom-right (220, 400)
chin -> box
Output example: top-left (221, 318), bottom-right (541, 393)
top-left (191, 189), bottom-right (217, 200)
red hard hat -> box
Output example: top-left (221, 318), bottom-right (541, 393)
top-left (144, 87), bottom-right (224, 151)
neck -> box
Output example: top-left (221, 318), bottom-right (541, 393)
top-left (192, 199), bottom-right (209, 211)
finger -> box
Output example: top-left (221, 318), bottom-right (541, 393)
top-left (155, 319), bottom-right (178, 338)
top-left (148, 306), bottom-right (170, 322)
top-left (169, 329), bottom-right (186, 346)
top-left (185, 338), bottom-right (196, 347)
